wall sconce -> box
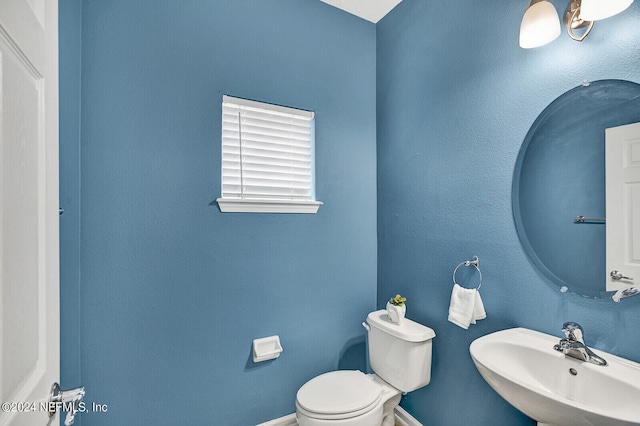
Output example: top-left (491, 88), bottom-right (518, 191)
top-left (564, 0), bottom-right (594, 41)
top-left (580, 0), bottom-right (634, 20)
top-left (519, 0), bottom-right (634, 48)
top-left (520, 0), bottom-right (561, 48)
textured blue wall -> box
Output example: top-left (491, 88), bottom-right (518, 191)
top-left (377, 0), bottom-right (640, 424)
top-left (61, 0), bottom-right (640, 424)
top-left (59, 0), bottom-right (83, 408)
top-left (60, 1), bottom-right (376, 424)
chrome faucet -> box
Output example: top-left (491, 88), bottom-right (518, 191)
top-left (553, 322), bottom-right (607, 366)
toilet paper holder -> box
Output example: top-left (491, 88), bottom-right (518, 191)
top-left (252, 335), bottom-right (283, 363)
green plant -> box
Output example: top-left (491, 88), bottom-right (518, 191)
top-left (389, 294), bottom-right (406, 306)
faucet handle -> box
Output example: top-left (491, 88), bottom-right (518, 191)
top-left (562, 322), bottom-right (584, 341)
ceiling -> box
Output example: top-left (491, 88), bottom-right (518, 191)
top-left (319, 0), bottom-right (403, 23)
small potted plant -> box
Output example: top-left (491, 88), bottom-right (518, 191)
top-left (386, 294), bottom-right (406, 324)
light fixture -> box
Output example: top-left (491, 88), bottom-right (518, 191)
top-left (520, 0), bottom-right (634, 48)
top-left (564, 0), bottom-right (594, 42)
top-left (580, 0), bottom-right (634, 21)
top-left (520, 0), bottom-right (562, 48)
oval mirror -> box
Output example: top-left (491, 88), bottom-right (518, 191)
top-left (513, 79), bottom-right (640, 298)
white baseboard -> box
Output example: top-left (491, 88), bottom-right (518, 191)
top-left (256, 413), bottom-right (297, 426)
top-left (256, 406), bottom-right (422, 426)
top-left (394, 405), bottom-right (423, 426)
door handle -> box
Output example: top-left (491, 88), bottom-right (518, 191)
top-left (610, 270), bottom-right (634, 281)
top-left (48, 382), bottom-right (85, 426)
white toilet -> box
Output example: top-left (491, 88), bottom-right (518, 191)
top-left (295, 309), bottom-right (436, 426)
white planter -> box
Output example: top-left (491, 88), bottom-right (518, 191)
top-left (386, 302), bottom-right (406, 324)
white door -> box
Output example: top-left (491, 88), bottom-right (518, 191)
top-left (605, 121), bottom-right (640, 291)
top-left (0, 1), bottom-right (59, 425)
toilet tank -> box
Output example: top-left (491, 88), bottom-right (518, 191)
top-left (366, 309), bottom-right (436, 392)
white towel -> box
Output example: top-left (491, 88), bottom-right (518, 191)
top-left (473, 289), bottom-right (486, 323)
top-left (448, 283), bottom-right (486, 329)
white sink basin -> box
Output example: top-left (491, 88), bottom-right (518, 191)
top-left (469, 327), bottom-right (640, 426)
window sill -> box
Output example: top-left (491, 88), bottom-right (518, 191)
top-left (216, 198), bottom-right (323, 214)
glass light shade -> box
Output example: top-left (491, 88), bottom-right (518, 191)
top-left (519, 1), bottom-right (561, 48)
top-left (580, 0), bottom-right (634, 20)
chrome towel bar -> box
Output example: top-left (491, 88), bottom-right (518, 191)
top-left (575, 216), bottom-right (605, 223)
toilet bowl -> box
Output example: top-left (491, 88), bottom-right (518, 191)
top-left (296, 371), bottom-right (400, 426)
top-left (295, 310), bottom-right (436, 426)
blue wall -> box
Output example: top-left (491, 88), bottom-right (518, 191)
top-left (377, 0), bottom-right (640, 424)
top-left (59, 1), bottom-right (377, 424)
top-left (60, 0), bottom-right (640, 425)
top-left (59, 0), bottom-right (83, 401)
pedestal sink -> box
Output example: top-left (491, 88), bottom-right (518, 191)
top-left (469, 328), bottom-right (640, 426)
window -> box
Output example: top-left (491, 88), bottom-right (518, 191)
top-left (217, 95), bottom-right (322, 213)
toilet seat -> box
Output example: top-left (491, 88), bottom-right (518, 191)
top-left (296, 370), bottom-right (381, 420)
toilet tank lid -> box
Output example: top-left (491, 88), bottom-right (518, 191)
top-left (367, 310), bottom-right (435, 342)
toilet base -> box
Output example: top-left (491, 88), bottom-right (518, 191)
top-left (296, 403), bottom-right (383, 426)
top-left (257, 404), bottom-right (423, 426)
top-left (380, 393), bottom-right (401, 426)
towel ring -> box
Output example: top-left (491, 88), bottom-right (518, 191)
top-left (452, 256), bottom-right (482, 290)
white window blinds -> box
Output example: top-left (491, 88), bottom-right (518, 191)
top-left (217, 95), bottom-right (322, 213)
